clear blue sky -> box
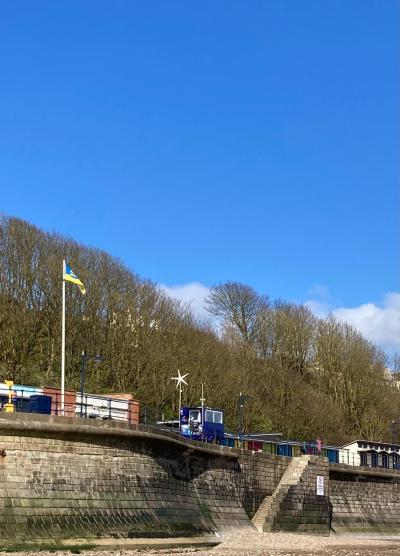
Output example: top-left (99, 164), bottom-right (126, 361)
top-left (0, 1), bottom-right (398, 310)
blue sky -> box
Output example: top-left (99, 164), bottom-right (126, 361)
top-left (0, 2), bottom-right (399, 352)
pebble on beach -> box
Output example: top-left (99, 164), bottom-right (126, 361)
top-left (3, 530), bottom-right (400, 556)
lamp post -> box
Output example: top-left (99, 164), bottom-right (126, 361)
top-left (200, 382), bottom-right (206, 410)
top-left (237, 393), bottom-right (249, 441)
top-left (80, 351), bottom-right (103, 417)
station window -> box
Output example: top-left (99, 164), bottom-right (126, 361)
top-left (205, 410), bottom-right (223, 424)
top-left (205, 410), bottom-right (213, 422)
top-left (214, 411), bottom-right (223, 424)
top-left (189, 409), bottom-right (201, 422)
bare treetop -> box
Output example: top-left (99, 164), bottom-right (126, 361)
top-left (205, 281), bottom-right (268, 344)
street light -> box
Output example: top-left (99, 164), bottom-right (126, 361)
top-left (80, 351), bottom-right (103, 417)
top-left (237, 393), bottom-right (249, 441)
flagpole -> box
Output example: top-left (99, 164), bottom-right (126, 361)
top-left (61, 260), bottom-right (66, 415)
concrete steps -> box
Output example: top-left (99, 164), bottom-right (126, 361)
top-left (252, 456), bottom-right (312, 532)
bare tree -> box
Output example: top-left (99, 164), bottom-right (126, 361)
top-left (205, 281), bottom-right (268, 344)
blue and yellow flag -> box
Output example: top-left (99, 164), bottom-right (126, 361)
top-left (63, 261), bottom-right (86, 295)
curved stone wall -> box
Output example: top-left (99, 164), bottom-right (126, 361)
top-left (6, 413), bottom-right (400, 542)
top-left (0, 413), bottom-right (289, 545)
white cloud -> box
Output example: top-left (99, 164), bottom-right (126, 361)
top-left (304, 284), bottom-right (332, 317)
top-left (333, 293), bottom-right (400, 355)
top-left (305, 287), bottom-right (400, 355)
top-left (304, 299), bottom-right (331, 317)
top-left (160, 282), bottom-right (211, 321)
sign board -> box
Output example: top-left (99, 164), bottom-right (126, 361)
top-left (316, 475), bottom-right (324, 496)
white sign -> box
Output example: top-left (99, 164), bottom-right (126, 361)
top-left (316, 475), bottom-right (324, 496)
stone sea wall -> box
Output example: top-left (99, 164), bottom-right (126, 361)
top-left (330, 464), bottom-right (400, 534)
top-left (0, 414), bottom-right (289, 545)
top-left (3, 413), bottom-right (400, 546)
top-left (252, 455), bottom-right (330, 535)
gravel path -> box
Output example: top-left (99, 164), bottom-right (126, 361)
top-left (3, 530), bottom-right (400, 556)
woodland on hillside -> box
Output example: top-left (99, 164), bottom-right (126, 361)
top-left (0, 215), bottom-right (398, 445)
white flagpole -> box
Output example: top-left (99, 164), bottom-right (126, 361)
top-left (61, 260), bottom-right (66, 415)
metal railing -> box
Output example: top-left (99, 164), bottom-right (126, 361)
top-left (2, 392), bottom-right (400, 472)
top-left (0, 392), bottom-right (139, 425)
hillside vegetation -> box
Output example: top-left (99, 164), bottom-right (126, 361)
top-left (0, 215), bottom-right (397, 444)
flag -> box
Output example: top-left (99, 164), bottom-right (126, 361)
top-left (63, 261), bottom-right (86, 294)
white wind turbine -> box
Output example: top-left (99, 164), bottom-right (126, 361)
top-left (171, 369), bottom-right (189, 431)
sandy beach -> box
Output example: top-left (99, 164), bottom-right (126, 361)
top-left (3, 530), bottom-right (400, 556)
